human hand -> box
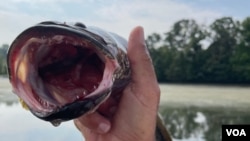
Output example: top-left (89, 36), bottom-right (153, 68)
top-left (74, 26), bottom-right (160, 141)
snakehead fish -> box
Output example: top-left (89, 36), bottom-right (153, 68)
top-left (7, 21), bottom-right (172, 141)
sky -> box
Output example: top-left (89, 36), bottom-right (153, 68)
top-left (1, 0), bottom-right (250, 45)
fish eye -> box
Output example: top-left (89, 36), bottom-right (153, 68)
top-left (74, 22), bottom-right (86, 28)
top-left (40, 21), bottom-right (59, 25)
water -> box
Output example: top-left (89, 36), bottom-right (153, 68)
top-left (1, 77), bottom-right (250, 141)
top-left (159, 84), bottom-right (250, 141)
top-left (159, 106), bottom-right (250, 141)
top-left (0, 78), bottom-right (82, 141)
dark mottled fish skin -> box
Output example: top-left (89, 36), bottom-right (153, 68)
top-left (7, 21), bottom-right (172, 141)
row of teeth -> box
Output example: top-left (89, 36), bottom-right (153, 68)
top-left (32, 88), bottom-right (86, 108)
top-left (72, 88), bottom-right (88, 100)
top-left (37, 97), bottom-right (54, 112)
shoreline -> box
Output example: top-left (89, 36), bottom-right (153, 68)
top-left (2, 75), bottom-right (250, 86)
top-left (1, 77), bottom-right (250, 109)
top-left (159, 84), bottom-right (250, 108)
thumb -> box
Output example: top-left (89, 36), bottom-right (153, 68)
top-left (111, 27), bottom-right (160, 141)
top-left (127, 26), bottom-right (160, 110)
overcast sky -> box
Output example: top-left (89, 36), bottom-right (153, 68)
top-left (1, 0), bottom-right (250, 45)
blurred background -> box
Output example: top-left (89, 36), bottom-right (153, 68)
top-left (1, 0), bottom-right (250, 141)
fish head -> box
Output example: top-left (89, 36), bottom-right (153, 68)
top-left (7, 21), bottom-right (130, 125)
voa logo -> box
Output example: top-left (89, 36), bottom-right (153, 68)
top-left (226, 129), bottom-right (246, 136)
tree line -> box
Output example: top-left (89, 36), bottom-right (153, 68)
top-left (147, 17), bottom-right (250, 84)
top-left (1, 17), bottom-right (250, 83)
top-left (0, 44), bottom-right (8, 75)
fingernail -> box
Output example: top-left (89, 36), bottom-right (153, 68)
top-left (138, 26), bottom-right (150, 55)
top-left (138, 26), bottom-right (145, 43)
top-left (97, 122), bottom-right (110, 133)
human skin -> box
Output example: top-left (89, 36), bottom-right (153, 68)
top-left (74, 26), bottom-right (160, 141)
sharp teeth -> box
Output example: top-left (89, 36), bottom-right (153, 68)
top-left (83, 90), bottom-right (87, 95)
top-left (74, 89), bottom-right (88, 101)
top-left (48, 86), bottom-right (89, 104)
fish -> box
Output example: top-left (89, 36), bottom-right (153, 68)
top-left (7, 21), bottom-right (172, 141)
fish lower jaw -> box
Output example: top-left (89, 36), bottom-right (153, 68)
top-left (16, 53), bottom-right (119, 118)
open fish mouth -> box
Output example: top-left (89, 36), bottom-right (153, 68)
top-left (7, 21), bottom-right (130, 124)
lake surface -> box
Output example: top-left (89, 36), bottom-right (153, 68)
top-left (1, 77), bottom-right (250, 141)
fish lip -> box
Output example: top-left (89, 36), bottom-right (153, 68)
top-left (33, 90), bottom-right (110, 122)
top-left (7, 22), bottom-right (120, 120)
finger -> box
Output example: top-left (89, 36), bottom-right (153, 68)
top-left (127, 26), bottom-right (160, 109)
top-left (74, 112), bottom-right (111, 134)
top-left (97, 95), bottom-right (118, 118)
top-left (127, 26), bottom-right (158, 85)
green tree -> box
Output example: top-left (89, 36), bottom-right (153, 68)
top-left (163, 19), bottom-right (207, 82)
top-left (203, 17), bottom-right (240, 83)
top-left (230, 17), bottom-right (250, 82)
top-left (146, 33), bottom-right (162, 49)
top-left (0, 44), bottom-right (8, 75)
